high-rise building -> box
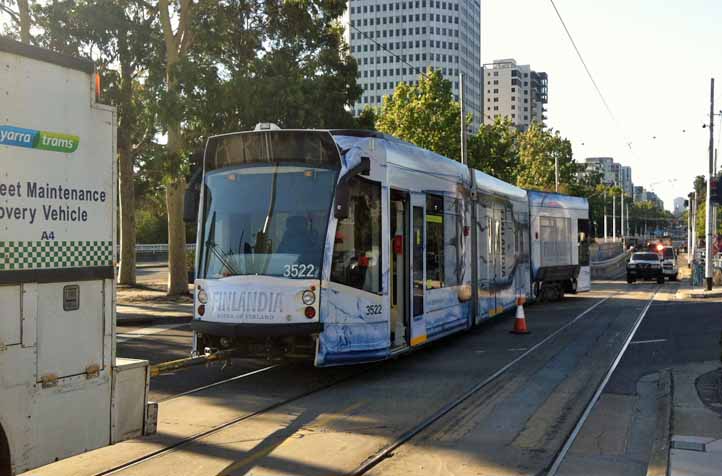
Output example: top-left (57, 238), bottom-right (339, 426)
top-left (482, 58), bottom-right (547, 130)
top-left (584, 157), bottom-right (634, 195)
top-left (345, 0), bottom-right (482, 130)
top-left (619, 166), bottom-right (633, 196)
top-left (585, 157), bottom-right (615, 184)
top-left (673, 197), bottom-right (686, 217)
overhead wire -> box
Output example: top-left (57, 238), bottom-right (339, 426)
top-left (547, 0), bottom-right (638, 159)
top-left (350, 23), bottom-right (420, 77)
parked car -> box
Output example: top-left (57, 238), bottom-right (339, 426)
top-left (660, 246), bottom-right (678, 281)
top-left (627, 252), bottom-right (665, 284)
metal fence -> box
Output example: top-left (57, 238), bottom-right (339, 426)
top-left (136, 244), bottom-right (195, 255)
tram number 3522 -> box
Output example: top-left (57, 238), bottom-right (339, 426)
top-left (282, 264), bottom-right (317, 278)
top-left (365, 304), bottom-right (383, 316)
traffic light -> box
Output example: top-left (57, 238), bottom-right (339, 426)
top-left (711, 177), bottom-right (722, 205)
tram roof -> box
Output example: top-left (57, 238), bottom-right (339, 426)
top-left (527, 190), bottom-right (589, 211)
top-left (331, 129), bottom-right (528, 202)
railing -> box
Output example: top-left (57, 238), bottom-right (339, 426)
top-left (136, 244), bottom-right (195, 255)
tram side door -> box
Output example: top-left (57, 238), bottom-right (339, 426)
top-left (409, 193), bottom-right (427, 346)
top-left (477, 201), bottom-right (496, 317)
top-left (390, 190), bottom-right (410, 348)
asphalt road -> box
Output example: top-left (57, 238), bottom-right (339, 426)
top-left (136, 264), bottom-right (169, 287)
top-left (95, 279), bottom-right (721, 476)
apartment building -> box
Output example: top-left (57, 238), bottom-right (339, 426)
top-left (482, 58), bottom-right (547, 130)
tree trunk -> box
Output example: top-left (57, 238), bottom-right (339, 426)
top-left (166, 176), bottom-right (188, 295)
top-left (17, 0), bottom-right (30, 44)
top-left (118, 145), bottom-right (137, 285)
top-left (159, 0), bottom-right (191, 296)
top-left (116, 32), bottom-right (137, 285)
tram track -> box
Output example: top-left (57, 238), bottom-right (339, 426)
top-left (353, 285), bottom-right (660, 476)
top-left (94, 363), bottom-right (372, 476)
top-left (544, 286), bottom-right (660, 476)
top-left (349, 292), bottom-right (617, 476)
top-left (65, 287), bottom-right (629, 476)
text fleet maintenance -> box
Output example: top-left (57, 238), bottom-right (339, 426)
top-left (0, 181), bottom-right (106, 224)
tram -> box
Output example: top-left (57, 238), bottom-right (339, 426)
top-left (184, 126), bottom-right (589, 366)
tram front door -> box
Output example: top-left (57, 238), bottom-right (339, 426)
top-left (390, 190), bottom-right (409, 349)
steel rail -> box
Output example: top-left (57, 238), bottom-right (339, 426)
top-left (350, 292), bottom-right (616, 476)
top-left (158, 363), bottom-right (282, 402)
top-left (545, 286), bottom-right (659, 476)
top-left (95, 366), bottom-right (370, 476)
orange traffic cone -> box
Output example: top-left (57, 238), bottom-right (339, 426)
top-left (510, 296), bottom-right (530, 334)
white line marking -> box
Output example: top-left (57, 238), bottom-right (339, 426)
top-left (630, 338), bottom-right (667, 345)
top-left (508, 348), bottom-right (528, 351)
top-left (116, 322), bottom-right (188, 342)
top-left (546, 287), bottom-right (659, 476)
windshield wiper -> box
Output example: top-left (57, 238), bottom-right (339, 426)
top-left (206, 240), bottom-right (240, 276)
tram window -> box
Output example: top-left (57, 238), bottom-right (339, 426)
top-left (331, 177), bottom-right (382, 293)
top-left (426, 195), bottom-right (462, 288)
top-left (578, 218), bottom-right (590, 266)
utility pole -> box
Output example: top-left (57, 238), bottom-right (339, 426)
top-left (554, 155), bottom-right (559, 193)
top-left (612, 193), bottom-right (616, 241)
top-left (459, 72), bottom-right (467, 165)
top-left (705, 78), bottom-right (714, 290)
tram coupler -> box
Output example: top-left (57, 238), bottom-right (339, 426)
top-left (150, 348), bottom-right (239, 377)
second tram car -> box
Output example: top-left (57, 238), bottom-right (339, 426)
top-left (185, 127), bottom-right (589, 366)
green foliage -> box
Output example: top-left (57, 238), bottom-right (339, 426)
top-left (355, 105), bottom-right (377, 130)
top-left (12, 0), bottom-right (361, 250)
top-left (516, 123), bottom-right (577, 193)
top-left (467, 117), bottom-right (518, 183)
top-left (376, 69), bottom-right (463, 161)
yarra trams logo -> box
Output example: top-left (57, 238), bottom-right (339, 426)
top-left (0, 125), bottom-right (79, 153)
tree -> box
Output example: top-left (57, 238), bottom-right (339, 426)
top-left (157, 0), bottom-right (194, 296)
top-left (355, 105), bottom-right (377, 130)
top-left (467, 117), bottom-right (518, 183)
top-left (376, 69), bottom-right (463, 161)
top-left (32, 0), bottom-right (158, 285)
top-left (516, 123), bottom-right (578, 193)
top-left (0, 0), bottom-right (32, 43)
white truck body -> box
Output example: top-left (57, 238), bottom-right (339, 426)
top-left (0, 38), bottom-right (151, 476)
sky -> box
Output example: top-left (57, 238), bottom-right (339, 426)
top-left (483, 0), bottom-right (722, 210)
top-left (3, 1), bottom-right (719, 210)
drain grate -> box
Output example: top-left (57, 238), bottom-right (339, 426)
top-left (695, 368), bottom-right (722, 415)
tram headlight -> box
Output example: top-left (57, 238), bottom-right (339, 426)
top-left (302, 290), bottom-right (316, 305)
top-left (197, 288), bottom-right (208, 304)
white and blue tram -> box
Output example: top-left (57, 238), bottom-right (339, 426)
top-left (184, 127), bottom-right (590, 366)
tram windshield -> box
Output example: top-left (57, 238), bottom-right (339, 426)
top-left (199, 165), bottom-right (337, 279)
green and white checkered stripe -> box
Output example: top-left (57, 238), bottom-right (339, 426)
top-left (0, 241), bottom-right (113, 271)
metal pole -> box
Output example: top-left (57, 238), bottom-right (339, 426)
top-left (613, 193), bottom-right (616, 241)
top-left (604, 190), bottom-right (609, 243)
top-left (705, 78), bottom-right (714, 290)
top-left (554, 155), bottom-right (559, 193)
top-left (459, 72), bottom-right (467, 165)
top-left (688, 195), bottom-right (692, 265)
top-left (692, 191), bottom-right (697, 263)
top-left (619, 190), bottom-right (624, 241)
top-left (626, 203), bottom-right (630, 241)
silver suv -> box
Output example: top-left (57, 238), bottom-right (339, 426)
top-left (627, 252), bottom-right (664, 284)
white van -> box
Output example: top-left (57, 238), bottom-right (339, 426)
top-left (661, 246), bottom-right (678, 281)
